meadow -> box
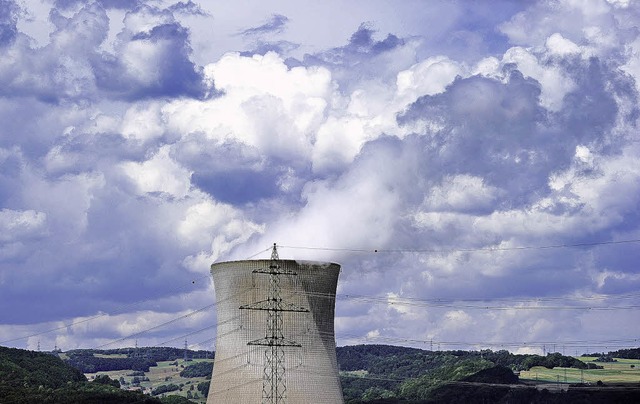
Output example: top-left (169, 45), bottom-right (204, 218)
top-left (85, 358), bottom-right (212, 403)
top-left (520, 357), bottom-right (640, 384)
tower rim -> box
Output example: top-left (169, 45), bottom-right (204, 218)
top-left (211, 259), bottom-right (341, 270)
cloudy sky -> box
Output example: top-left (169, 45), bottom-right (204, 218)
top-left (1, 0), bottom-right (639, 355)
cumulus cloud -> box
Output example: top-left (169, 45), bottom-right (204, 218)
top-left (1, 0), bottom-right (639, 353)
top-left (96, 5), bottom-right (204, 99)
top-left (0, 2), bottom-right (204, 102)
top-left (499, 0), bottom-right (639, 58)
top-left (121, 146), bottom-right (192, 197)
top-left (164, 51), bottom-right (332, 168)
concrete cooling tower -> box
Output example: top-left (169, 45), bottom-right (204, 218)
top-left (207, 248), bottom-right (344, 403)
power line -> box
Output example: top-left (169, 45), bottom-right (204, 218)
top-left (338, 293), bottom-right (640, 311)
top-left (156, 324), bottom-right (217, 346)
top-left (336, 333), bottom-right (639, 350)
top-left (4, 239), bottom-right (639, 349)
top-left (279, 238), bottom-right (640, 255)
top-left (301, 289), bottom-right (640, 303)
top-left (4, 286), bottom-right (638, 348)
top-left (0, 313), bottom-right (109, 345)
top-left (92, 286), bottom-right (253, 350)
top-left (246, 246), bottom-right (274, 259)
top-left (124, 287), bottom-right (639, 355)
top-left (95, 303), bottom-right (215, 349)
top-left (0, 244), bottom-right (274, 347)
top-left (0, 272), bottom-right (213, 347)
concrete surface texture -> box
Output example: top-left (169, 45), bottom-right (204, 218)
top-left (208, 259), bottom-right (344, 403)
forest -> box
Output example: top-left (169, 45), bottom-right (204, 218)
top-left (0, 346), bottom-right (163, 403)
top-left (335, 345), bottom-right (640, 403)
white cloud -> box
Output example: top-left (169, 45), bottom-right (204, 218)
top-left (499, 0), bottom-right (637, 59)
top-left (178, 198), bottom-right (265, 267)
top-left (312, 116), bottom-right (370, 173)
top-left (546, 33), bottom-right (582, 56)
top-left (422, 175), bottom-right (501, 213)
top-left (0, 209), bottom-right (47, 242)
top-left (121, 102), bottom-right (165, 142)
top-left (206, 52), bottom-right (331, 105)
top-left (396, 56), bottom-right (462, 101)
top-left (121, 146), bottom-right (192, 198)
top-left (120, 40), bottom-right (166, 85)
top-left (441, 310), bottom-right (472, 332)
top-left (122, 4), bottom-right (174, 35)
top-left (267, 174), bottom-right (400, 256)
top-left (574, 145), bottom-right (593, 165)
top-left (20, 172), bottom-right (105, 239)
top-left (165, 52), bottom-right (332, 162)
top-left (502, 46), bottom-right (576, 111)
top-left (622, 37), bottom-right (640, 93)
top-left (473, 57), bottom-right (501, 77)
top-left (549, 145), bottom-right (640, 224)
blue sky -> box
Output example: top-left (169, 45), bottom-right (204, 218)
top-left (1, 0), bottom-right (639, 354)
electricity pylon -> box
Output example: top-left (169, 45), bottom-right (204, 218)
top-left (240, 243), bottom-right (309, 403)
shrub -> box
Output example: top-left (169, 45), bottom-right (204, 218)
top-left (152, 384), bottom-right (179, 396)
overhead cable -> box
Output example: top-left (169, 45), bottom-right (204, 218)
top-left (279, 238), bottom-right (640, 255)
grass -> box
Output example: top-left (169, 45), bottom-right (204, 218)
top-left (141, 359), bottom-right (211, 403)
top-left (520, 357), bottom-right (640, 384)
top-left (85, 357), bottom-right (213, 403)
top-left (94, 353), bottom-right (127, 358)
top-left (341, 369), bottom-right (369, 378)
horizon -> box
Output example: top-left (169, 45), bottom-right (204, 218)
top-left (8, 342), bottom-right (638, 358)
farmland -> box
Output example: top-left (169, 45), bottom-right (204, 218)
top-left (520, 357), bottom-right (640, 384)
top-left (82, 349), bottom-right (640, 402)
top-left (85, 358), bottom-right (212, 403)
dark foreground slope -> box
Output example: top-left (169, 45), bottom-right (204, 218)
top-left (0, 346), bottom-right (161, 403)
top-left (425, 382), bottom-right (640, 404)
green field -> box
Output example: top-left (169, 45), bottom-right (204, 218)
top-left (85, 358), bottom-right (212, 403)
top-left (520, 357), bottom-right (640, 384)
top-left (94, 353), bottom-right (127, 359)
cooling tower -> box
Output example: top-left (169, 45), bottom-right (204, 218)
top-left (207, 258), bottom-right (344, 404)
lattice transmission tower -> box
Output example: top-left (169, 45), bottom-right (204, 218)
top-left (239, 243), bottom-right (309, 404)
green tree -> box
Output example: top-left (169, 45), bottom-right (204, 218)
top-left (197, 381), bottom-right (210, 398)
top-left (179, 361), bottom-right (213, 378)
top-left (152, 384), bottom-right (179, 396)
top-left (362, 386), bottom-right (396, 401)
top-left (159, 395), bottom-right (192, 404)
top-left (93, 374), bottom-right (120, 388)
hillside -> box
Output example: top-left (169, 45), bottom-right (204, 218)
top-left (336, 345), bottom-right (640, 403)
top-left (0, 346), bottom-right (162, 403)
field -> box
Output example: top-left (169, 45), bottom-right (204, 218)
top-left (85, 358), bottom-right (213, 403)
top-left (520, 357), bottom-right (640, 384)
